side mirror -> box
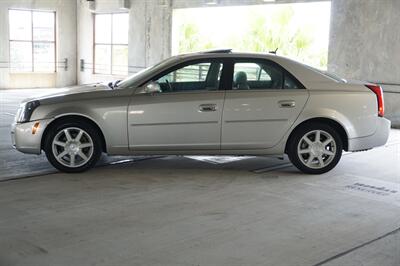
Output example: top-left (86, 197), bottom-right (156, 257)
top-left (139, 81), bottom-right (162, 94)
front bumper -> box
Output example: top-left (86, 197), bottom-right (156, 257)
top-left (11, 118), bottom-right (53, 154)
top-left (348, 117), bottom-right (391, 151)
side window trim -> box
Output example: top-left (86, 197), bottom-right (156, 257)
top-left (219, 58), bottom-right (233, 91)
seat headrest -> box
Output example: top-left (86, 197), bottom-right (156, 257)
top-left (234, 71), bottom-right (248, 84)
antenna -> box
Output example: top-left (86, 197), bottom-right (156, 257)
top-left (269, 48), bottom-right (278, 54)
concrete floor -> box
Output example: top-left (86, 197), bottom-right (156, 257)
top-left (0, 89), bottom-right (399, 266)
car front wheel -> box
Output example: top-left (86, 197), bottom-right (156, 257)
top-left (44, 120), bottom-right (102, 173)
top-left (287, 123), bottom-right (343, 174)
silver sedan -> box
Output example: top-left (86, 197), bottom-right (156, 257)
top-left (11, 50), bottom-right (390, 174)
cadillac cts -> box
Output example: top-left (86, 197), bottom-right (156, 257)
top-left (11, 50), bottom-right (390, 174)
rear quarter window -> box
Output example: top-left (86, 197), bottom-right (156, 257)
top-left (284, 74), bottom-right (302, 89)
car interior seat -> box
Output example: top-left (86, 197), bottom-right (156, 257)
top-left (234, 71), bottom-right (250, 90)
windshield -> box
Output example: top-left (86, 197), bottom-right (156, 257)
top-left (117, 56), bottom-right (178, 89)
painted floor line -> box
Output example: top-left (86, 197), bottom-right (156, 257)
top-left (312, 226), bottom-right (400, 266)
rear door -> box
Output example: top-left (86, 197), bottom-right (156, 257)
top-left (128, 59), bottom-right (226, 151)
top-left (221, 58), bottom-right (309, 150)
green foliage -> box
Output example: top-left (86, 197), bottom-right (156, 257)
top-left (179, 23), bottom-right (201, 52)
top-left (177, 5), bottom-right (328, 69)
top-left (178, 23), bottom-right (218, 53)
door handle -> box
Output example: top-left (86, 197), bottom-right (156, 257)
top-left (199, 104), bottom-right (217, 112)
top-left (278, 100), bottom-right (296, 108)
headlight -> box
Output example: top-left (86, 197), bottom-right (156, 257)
top-left (16, 100), bottom-right (40, 123)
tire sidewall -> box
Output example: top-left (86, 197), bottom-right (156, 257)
top-left (287, 123), bottom-right (343, 174)
top-left (44, 120), bottom-right (102, 173)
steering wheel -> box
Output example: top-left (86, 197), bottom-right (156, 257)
top-left (165, 79), bottom-right (173, 92)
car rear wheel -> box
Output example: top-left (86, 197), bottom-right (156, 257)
top-left (287, 123), bottom-right (343, 174)
top-left (44, 120), bottom-right (102, 173)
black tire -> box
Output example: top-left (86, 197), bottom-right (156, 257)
top-left (287, 122), bottom-right (343, 174)
top-left (44, 118), bottom-right (102, 173)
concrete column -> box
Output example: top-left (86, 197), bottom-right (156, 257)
top-left (144, 0), bottom-right (172, 66)
top-left (128, 0), bottom-right (147, 73)
top-left (77, 0), bottom-right (172, 83)
top-left (0, 5), bottom-right (10, 88)
top-left (128, 0), bottom-right (173, 71)
top-left (328, 0), bottom-right (400, 83)
top-left (56, 0), bottom-right (77, 87)
top-left (328, 0), bottom-right (400, 127)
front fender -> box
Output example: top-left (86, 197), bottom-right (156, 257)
top-left (30, 97), bottom-right (130, 154)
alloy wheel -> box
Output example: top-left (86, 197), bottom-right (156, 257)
top-left (297, 130), bottom-right (337, 169)
top-left (52, 127), bottom-right (94, 168)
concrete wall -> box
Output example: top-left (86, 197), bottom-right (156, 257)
top-left (329, 0), bottom-right (400, 127)
top-left (77, 0), bottom-right (172, 85)
top-left (0, 0), bottom-right (77, 88)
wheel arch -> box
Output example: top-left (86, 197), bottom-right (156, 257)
top-left (285, 117), bottom-right (349, 153)
top-left (41, 115), bottom-right (107, 153)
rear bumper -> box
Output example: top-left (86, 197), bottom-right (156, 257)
top-left (11, 118), bottom-right (53, 154)
top-left (348, 117), bottom-right (391, 151)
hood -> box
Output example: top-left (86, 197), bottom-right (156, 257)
top-left (21, 83), bottom-right (112, 104)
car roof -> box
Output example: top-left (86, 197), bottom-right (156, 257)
top-left (176, 49), bottom-right (278, 60)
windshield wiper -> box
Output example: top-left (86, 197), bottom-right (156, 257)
top-left (107, 80), bottom-right (122, 89)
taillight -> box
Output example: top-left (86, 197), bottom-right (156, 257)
top-left (366, 84), bottom-right (384, 117)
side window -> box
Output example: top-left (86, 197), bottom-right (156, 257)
top-left (284, 74), bottom-right (302, 89)
top-left (233, 61), bottom-right (283, 90)
top-left (259, 69), bottom-right (271, 81)
top-left (155, 62), bottom-right (223, 93)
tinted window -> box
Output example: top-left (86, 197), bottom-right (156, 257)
top-left (233, 62), bottom-right (283, 90)
top-left (284, 74), bottom-right (302, 89)
top-left (158, 63), bottom-right (210, 83)
top-left (155, 61), bottom-right (223, 93)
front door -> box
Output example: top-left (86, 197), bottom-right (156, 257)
top-left (221, 59), bottom-right (309, 150)
top-left (128, 59), bottom-right (226, 151)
